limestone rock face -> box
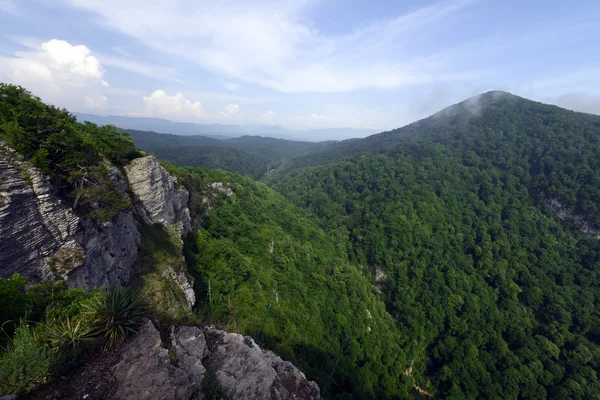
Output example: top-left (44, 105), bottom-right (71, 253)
top-left (0, 150), bottom-right (80, 282)
top-left (204, 329), bottom-right (320, 400)
top-left (112, 322), bottom-right (319, 400)
top-left (0, 144), bottom-right (140, 289)
top-left (546, 198), bottom-right (600, 239)
top-left (125, 157), bottom-right (192, 236)
top-left (113, 321), bottom-right (205, 400)
top-left (67, 211), bottom-right (141, 289)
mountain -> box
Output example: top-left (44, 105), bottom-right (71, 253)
top-left (124, 129), bottom-right (334, 179)
top-left (74, 113), bottom-right (378, 141)
top-left (3, 84), bottom-right (600, 399)
top-left (0, 84), bottom-right (402, 399)
top-left (268, 90), bottom-right (600, 398)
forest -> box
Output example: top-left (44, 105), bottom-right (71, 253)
top-left (268, 91), bottom-right (600, 399)
top-left (124, 128), bottom-right (332, 179)
top-left (1, 85), bottom-right (599, 399)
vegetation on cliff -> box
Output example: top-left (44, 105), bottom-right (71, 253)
top-left (0, 84), bottom-right (142, 220)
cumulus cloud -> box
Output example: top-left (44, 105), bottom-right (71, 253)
top-left (142, 90), bottom-right (205, 121)
top-left (260, 110), bottom-right (276, 123)
top-left (219, 104), bottom-right (243, 119)
top-left (59, 0), bottom-right (484, 93)
top-left (0, 38), bottom-right (109, 109)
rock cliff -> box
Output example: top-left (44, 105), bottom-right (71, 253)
top-left (125, 156), bottom-right (192, 236)
top-left (0, 146), bottom-right (194, 294)
top-left (26, 321), bottom-right (320, 400)
top-left (0, 144), bottom-right (140, 289)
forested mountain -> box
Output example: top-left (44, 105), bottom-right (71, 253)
top-left (268, 91), bottom-right (600, 398)
top-left (126, 128), bottom-right (333, 179)
top-left (2, 84), bottom-right (600, 399)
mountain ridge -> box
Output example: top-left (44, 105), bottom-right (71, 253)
top-left (74, 113), bottom-right (379, 141)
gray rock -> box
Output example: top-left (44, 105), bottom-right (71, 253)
top-left (68, 211), bottom-right (141, 290)
top-left (0, 394), bottom-right (16, 400)
top-left (0, 145), bottom-right (81, 282)
top-left (113, 321), bottom-right (205, 400)
top-left (162, 264), bottom-right (196, 308)
top-left (0, 143), bottom-right (140, 289)
top-left (112, 323), bottom-right (319, 400)
top-left (125, 157), bottom-right (192, 236)
top-left (546, 198), bottom-right (600, 239)
top-left (204, 329), bottom-right (320, 400)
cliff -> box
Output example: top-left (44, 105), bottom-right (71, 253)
top-left (0, 146), bottom-right (192, 296)
top-left (25, 320), bottom-right (320, 400)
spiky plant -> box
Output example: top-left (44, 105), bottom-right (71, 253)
top-left (84, 285), bottom-right (147, 349)
top-left (40, 316), bottom-right (95, 354)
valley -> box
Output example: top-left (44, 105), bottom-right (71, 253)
top-left (1, 85), bottom-right (599, 399)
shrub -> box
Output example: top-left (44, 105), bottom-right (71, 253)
top-left (39, 316), bottom-right (96, 356)
top-left (0, 322), bottom-right (56, 395)
top-left (0, 273), bottom-right (29, 346)
top-left (84, 286), bottom-right (147, 349)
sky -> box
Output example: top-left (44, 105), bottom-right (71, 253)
top-left (0, 0), bottom-right (599, 136)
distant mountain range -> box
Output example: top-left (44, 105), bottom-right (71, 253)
top-left (74, 113), bottom-right (378, 141)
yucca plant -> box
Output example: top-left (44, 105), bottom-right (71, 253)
top-left (84, 285), bottom-right (147, 349)
top-left (40, 316), bottom-right (96, 354)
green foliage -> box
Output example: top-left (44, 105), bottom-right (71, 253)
top-left (126, 129), bottom-right (330, 179)
top-left (84, 285), bottom-right (147, 349)
top-left (170, 166), bottom-right (411, 399)
top-left (0, 322), bottom-right (57, 395)
top-left (0, 275), bottom-right (147, 395)
top-left (201, 374), bottom-right (229, 400)
top-left (0, 273), bottom-right (29, 343)
top-left (40, 316), bottom-right (96, 355)
top-left (0, 83), bottom-right (140, 220)
top-left (269, 92), bottom-right (600, 398)
top-left (130, 223), bottom-right (196, 323)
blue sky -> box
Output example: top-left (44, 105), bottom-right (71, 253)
top-left (0, 0), bottom-right (599, 136)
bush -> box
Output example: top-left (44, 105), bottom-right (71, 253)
top-left (0, 273), bottom-right (29, 344)
top-left (0, 322), bottom-right (57, 395)
top-left (0, 84), bottom-right (140, 221)
top-left (84, 286), bottom-right (147, 349)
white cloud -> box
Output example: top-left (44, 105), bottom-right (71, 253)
top-left (84, 95), bottom-right (107, 108)
top-left (97, 53), bottom-right (179, 81)
top-left (310, 113), bottom-right (336, 121)
top-left (142, 90), bottom-right (205, 121)
top-left (219, 104), bottom-right (243, 118)
top-left (224, 82), bottom-right (241, 91)
top-left (260, 110), bottom-right (276, 123)
top-left (59, 0), bottom-right (484, 93)
top-left (0, 38), bottom-right (110, 110)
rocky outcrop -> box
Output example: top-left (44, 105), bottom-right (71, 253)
top-left (125, 157), bottom-right (192, 236)
top-left (546, 199), bottom-right (600, 239)
top-left (67, 211), bottom-right (141, 289)
top-left (111, 321), bottom-right (319, 400)
top-left (0, 143), bottom-right (140, 289)
top-left (25, 322), bottom-right (319, 400)
top-left (204, 329), bottom-right (320, 400)
top-left (0, 145), bottom-right (202, 292)
top-left (0, 147), bottom-right (80, 282)
top-left (113, 321), bottom-right (206, 400)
